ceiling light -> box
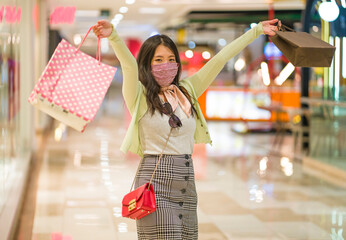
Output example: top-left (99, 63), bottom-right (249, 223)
top-left (274, 63), bottom-right (295, 85)
top-left (126, 0), bottom-right (136, 4)
top-left (334, 37), bottom-right (340, 100)
top-left (111, 19), bottom-right (120, 27)
top-left (341, 0), bottom-right (346, 8)
top-left (188, 41), bottom-right (196, 49)
top-left (312, 25), bottom-right (319, 32)
top-left (185, 50), bottom-right (193, 59)
top-left (114, 14), bottom-right (123, 21)
top-left (75, 10), bottom-right (99, 17)
top-left (111, 14), bottom-right (123, 27)
top-left (318, 0), bottom-right (340, 22)
top-left (73, 34), bottom-right (82, 45)
top-left (218, 38), bottom-right (227, 47)
top-left (202, 51), bottom-right (211, 60)
top-left (329, 36), bottom-right (334, 89)
top-left (139, 7), bottom-right (166, 14)
top-left (234, 58), bottom-right (245, 71)
top-left (250, 23), bottom-right (258, 29)
top-left (343, 37), bottom-right (346, 79)
top-left (261, 62), bottom-right (270, 86)
top-left (119, 7), bottom-right (128, 14)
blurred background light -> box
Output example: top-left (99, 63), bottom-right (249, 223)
top-left (185, 50), bottom-right (194, 58)
top-left (318, 0), bottom-right (340, 22)
top-left (188, 41), bottom-right (196, 49)
top-left (73, 34), bottom-right (82, 45)
top-left (250, 23), bottom-right (258, 28)
top-left (312, 25), bottom-right (319, 32)
top-left (101, 38), bottom-right (109, 54)
top-left (218, 38), bottom-right (227, 47)
top-left (234, 58), bottom-right (245, 71)
top-left (139, 7), bottom-right (166, 14)
top-left (119, 6), bottom-right (128, 14)
top-left (202, 51), bottom-right (211, 60)
top-left (261, 62), bottom-right (270, 86)
top-left (342, 0), bottom-right (346, 8)
top-left (280, 157), bottom-right (293, 176)
top-left (114, 14), bottom-right (123, 21)
top-left (126, 0), bottom-right (136, 4)
top-left (274, 63), bottom-right (295, 86)
top-left (264, 42), bottom-right (282, 60)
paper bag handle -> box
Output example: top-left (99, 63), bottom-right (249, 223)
top-left (277, 24), bottom-right (296, 33)
top-left (76, 25), bottom-right (102, 64)
top-left (48, 26), bottom-right (102, 98)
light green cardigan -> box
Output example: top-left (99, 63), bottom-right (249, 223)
top-left (108, 23), bottom-right (264, 157)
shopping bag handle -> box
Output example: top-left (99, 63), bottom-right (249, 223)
top-left (277, 23), bottom-right (296, 32)
top-left (76, 25), bottom-right (102, 64)
top-left (48, 26), bottom-right (101, 98)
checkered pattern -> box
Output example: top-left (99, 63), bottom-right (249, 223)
top-left (134, 154), bottom-right (198, 240)
top-left (28, 39), bottom-right (116, 131)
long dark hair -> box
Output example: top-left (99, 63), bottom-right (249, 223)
top-left (137, 34), bottom-right (197, 116)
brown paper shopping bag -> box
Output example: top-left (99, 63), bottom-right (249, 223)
top-left (270, 25), bottom-right (335, 67)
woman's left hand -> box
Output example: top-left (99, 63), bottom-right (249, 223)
top-left (261, 19), bottom-right (281, 36)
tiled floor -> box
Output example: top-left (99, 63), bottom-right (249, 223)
top-left (27, 96), bottom-right (346, 240)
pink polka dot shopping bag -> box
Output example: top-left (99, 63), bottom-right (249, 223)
top-left (28, 26), bottom-right (117, 132)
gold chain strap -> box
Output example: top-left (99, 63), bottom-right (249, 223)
top-left (129, 128), bottom-right (173, 192)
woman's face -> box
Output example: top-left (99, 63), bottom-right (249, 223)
top-left (151, 44), bottom-right (176, 65)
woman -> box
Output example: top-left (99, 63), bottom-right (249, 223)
top-left (93, 18), bottom-right (279, 240)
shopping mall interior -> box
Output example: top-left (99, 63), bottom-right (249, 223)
top-left (1, 0), bottom-right (346, 239)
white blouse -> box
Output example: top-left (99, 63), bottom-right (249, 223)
top-left (138, 105), bottom-right (196, 155)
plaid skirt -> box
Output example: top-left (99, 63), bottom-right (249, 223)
top-left (134, 154), bottom-right (198, 240)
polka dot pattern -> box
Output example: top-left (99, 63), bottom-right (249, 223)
top-left (29, 39), bottom-right (117, 121)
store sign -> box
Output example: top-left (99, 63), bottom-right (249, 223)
top-left (50, 6), bottom-right (76, 25)
top-left (0, 6), bottom-right (21, 23)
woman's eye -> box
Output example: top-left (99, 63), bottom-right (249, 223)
top-left (169, 59), bottom-right (176, 62)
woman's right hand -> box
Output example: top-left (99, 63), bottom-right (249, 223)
top-left (92, 20), bottom-right (113, 38)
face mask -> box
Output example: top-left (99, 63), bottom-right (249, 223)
top-left (151, 62), bottom-right (179, 87)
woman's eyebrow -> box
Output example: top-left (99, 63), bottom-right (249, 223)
top-left (154, 54), bottom-right (175, 58)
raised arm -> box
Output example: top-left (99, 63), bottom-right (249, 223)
top-left (93, 20), bottom-right (139, 113)
top-left (187, 19), bottom-right (279, 98)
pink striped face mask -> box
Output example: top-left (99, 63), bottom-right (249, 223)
top-left (151, 62), bottom-right (179, 87)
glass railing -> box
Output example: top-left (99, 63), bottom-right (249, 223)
top-left (301, 97), bottom-right (346, 171)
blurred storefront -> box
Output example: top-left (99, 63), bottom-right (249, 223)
top-left (301, 0), bottom-right (346, 175)
top-left (171, 0), bottom-right (346, 175)
top-left (0, 0), bottom-right (48, 239)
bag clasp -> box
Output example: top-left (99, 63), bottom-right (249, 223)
top-left (128, 199), bottom-right (136, 211)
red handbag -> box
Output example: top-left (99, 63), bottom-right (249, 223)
top-left (122, 129), bottom-right (172, 220)
top-left (122, 183), bottom-right (156, 220)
